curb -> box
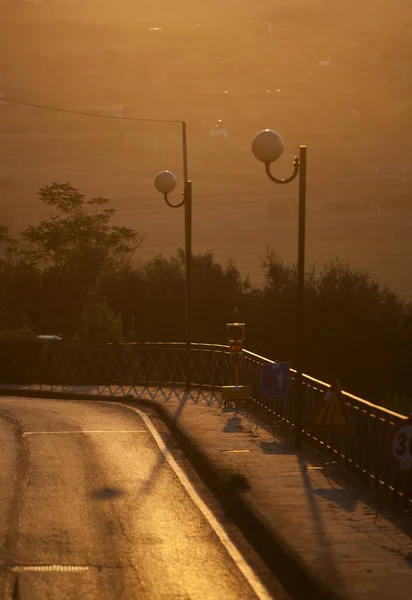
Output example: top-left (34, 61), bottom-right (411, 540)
top-left (0, 388), bottom-right (342, 600)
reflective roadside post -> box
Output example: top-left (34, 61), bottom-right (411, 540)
top-left (222, 323), bottom-right (251, 408)
top-left (227, 322), bottom-right (246, 387)
top-left (154, 123), bottom-right (192, 391)
top-left (251, 129), bottom-right (307, 448)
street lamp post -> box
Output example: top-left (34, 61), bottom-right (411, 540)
top-left (252, 129), bottom-right (307, 448)
top-left (154, 122), bottom-right (192, 391)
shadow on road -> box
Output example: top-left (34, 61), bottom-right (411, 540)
top-left (133, 391), bottom-right (193, 502)
top-left (223, 416), bottom-right (243, 433)
top-left (90, 486), bottom-right (125, 501)
top-left (313, 488), bottom-right (357, 512)
top-left (260, 441), bottom-right (296, 455)
top-left (143, 386), bottom-right (222, 409)
top-left (298, 453), bottom-right (347, 589)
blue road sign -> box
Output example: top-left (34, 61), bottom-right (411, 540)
top-left (261, 362), bottom-right (291, 397)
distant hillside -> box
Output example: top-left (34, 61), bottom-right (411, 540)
top-left (2, 0), bottom-right (412, 27)
top-left (1, 0), bottom-right (412, 298)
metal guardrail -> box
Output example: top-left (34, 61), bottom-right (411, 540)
top-left (0, 340), bottom-right (229, 388)
top-left (0, 339), bottom-right (410, 507)
top-left (240, 348), bottom-right (411, 509)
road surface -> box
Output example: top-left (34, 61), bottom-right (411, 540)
top-left (0, 396), bottom-right (284, 599)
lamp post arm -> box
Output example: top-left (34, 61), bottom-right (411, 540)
top-left (163, 193), bottom-right (186, 208)
top-left (265, 156), bottom-right (300, 184)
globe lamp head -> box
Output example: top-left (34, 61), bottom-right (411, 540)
top-left (252, 129), bottom-right (284, 163)
top-left (154, 170), bottom-right (177, 194)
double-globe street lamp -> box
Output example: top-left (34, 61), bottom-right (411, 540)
top-left (252, 130), bottom-right (307, 448)
top-left (154, 122), bottom-right (192, 391)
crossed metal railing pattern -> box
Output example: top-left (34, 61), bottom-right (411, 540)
top-left (239, 349), bottom-right (411, 508)
top-left (0, 339), bottom-right (410, 507)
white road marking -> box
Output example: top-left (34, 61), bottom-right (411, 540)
top-left (23, 430), bottom-right (147, 437)
top-left (109, 402), bottom-right (274, 600)
top-left (12, 565), bottom-right (90, 573)
top-left (221, 449), bottom-right (252, 453)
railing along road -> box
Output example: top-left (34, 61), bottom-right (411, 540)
top-left (0, 339), bottom-right (410, 508)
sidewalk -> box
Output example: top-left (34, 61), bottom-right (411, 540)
top-left (3, 384), bottom-right (412, 599)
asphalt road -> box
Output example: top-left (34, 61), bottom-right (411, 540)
top-left (0, 396), bottom-right (283, 600)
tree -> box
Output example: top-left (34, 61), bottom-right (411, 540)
top-left (96, 250), bottom-right (250, 343)
top-left (308, 259), bottom-right (409, 397)
top-left (135, 252), bottom-right (185, 341)
top-left (23, 182), bottom-right (143, 274)
top-left (0, 226), bottom-right (40, 331)
top-left (256, 251), bottom-right (412, 404)
top-left (20, 182), bottom-right (144, 334)
top-left (76, 299), bottom-right (123, 343)
top-left (252, 250), bottom-right (308, 361)
top-left (189, 250), bottom-right (250, 343)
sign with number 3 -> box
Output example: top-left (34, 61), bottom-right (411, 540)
top-left (388, 417), bottom-right (412, 471)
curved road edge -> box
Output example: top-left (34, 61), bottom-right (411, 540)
top-left (0, 388), bottom-right (341, 600)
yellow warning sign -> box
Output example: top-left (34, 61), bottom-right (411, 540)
top-left (309, 392), bottom-right (351, 432)
top-left (222, 385), bottom-right (252, 401)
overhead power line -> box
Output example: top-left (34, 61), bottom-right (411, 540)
top-left (1, 96), bottom-right (183, 124)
